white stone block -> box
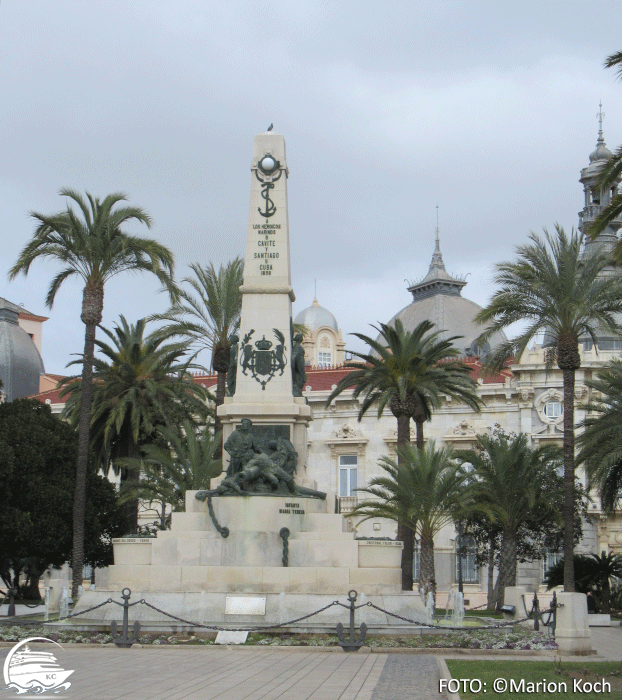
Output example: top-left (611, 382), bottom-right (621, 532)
top-left (503, 586), bottom-right (526, 618)
top-left (216, 631), bottom-right (248, 644)
top-left (588, 613), bottom-right (611, 627)
top-left (358, 540), bottom-right (403, 568)
top-left (555, 592), bottom-right (592, 654)
top-left (112, 539), bottom-right (152, 565)
top-left (149, 565), bottom-right (182, 591)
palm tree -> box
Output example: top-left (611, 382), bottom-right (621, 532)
top-left (545, 552), bottom-right (622, 614)
top-left (457, 430), bottom-right (563, 607)
top-left (326, 319), bottom-right (481, 590)
top-left (149, 258), bottom-right (243, 454)
top-left (351, 442), bottom-right (468, 601)
top-left (8, 189), bottom-right (175, 598)
top-left (475, 225), bottom-right (622, 591)
top-left (60, 316), bottom-right (211, 531)
top-left (589, 51), bottom-right (622, 244)
top-left (118, 419), bottom-right (222, 530)
top-left (577, 359), bottom-right (622, 512)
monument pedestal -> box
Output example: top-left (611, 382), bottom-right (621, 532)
top-left (218, 397), bottom-right (313, 486)
top-left (71, 492), bottom-right (420, 631)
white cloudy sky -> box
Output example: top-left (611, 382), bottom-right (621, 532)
top-left (1, 1), bottom-right (622, 375)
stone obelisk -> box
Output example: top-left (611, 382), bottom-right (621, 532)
top-left (217, 131), bottom-right (312, 480)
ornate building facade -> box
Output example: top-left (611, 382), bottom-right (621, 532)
top-left (29, 119), bottom-right (622, 603)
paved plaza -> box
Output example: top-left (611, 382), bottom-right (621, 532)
top-left (0, 628), bottom-right (620, 700)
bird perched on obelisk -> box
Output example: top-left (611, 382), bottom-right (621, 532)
top-left (267, 123), bottom-right (273, 131)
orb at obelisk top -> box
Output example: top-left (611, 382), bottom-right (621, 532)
top-left (217, 131), bottom-right (312, 478)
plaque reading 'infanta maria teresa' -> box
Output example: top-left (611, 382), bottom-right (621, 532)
top-left (225, 596), bottom-right (267, 615)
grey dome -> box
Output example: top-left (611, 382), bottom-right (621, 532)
top-left (386, 236), bottom-right (507, 357)
top-left (0, 305), bottom-right (45, 401)
top-left (294, 298), bottom-right (339, 332)
top-left (388, 295), bottom-right (507, 357)
top-left (589, 139), bottom-right (612, 164)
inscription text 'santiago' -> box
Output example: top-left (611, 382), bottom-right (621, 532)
top-left (253, 224), bottom-right (282, 275)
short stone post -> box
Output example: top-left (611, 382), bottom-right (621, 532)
top-left (554, 592), bottom-right (592, 655)
top-left (503, 586), bottom-right (526, 619)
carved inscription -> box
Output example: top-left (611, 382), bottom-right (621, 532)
top-left (253, 224), bottom-right (282, 275)
top-left (279, 501), bottom-right (305, 514)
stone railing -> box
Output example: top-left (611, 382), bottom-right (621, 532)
top-left (338, 497), bottom-right (358, 514)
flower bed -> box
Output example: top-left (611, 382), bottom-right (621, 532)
top-left (0, 626), bottom-right (557, 650)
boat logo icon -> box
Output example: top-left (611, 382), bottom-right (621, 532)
top-left (3, 637), bottom-right (74, 695)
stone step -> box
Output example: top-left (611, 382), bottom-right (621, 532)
top-left (305, 513), bottom-right (349, 532)
top-left (289, 531), bottom-right (354, 541)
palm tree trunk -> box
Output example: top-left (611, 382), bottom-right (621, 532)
top-left (72, 320), bottom-right (97, 599)
top-left (123, 437), bottom-right (141, 533)
top-left (414, 418), bottom-right (424, 451)
top-left (491, 572), bottom-right (503, 610)
top-left (601, 577), bottom-right (611, 614)
top-left (561, 365), bottom-right (577, 592)
top-left (396, 413), bottom-right (413, 591)
top-left (498, 527), bottom-right (517, 596)
top-left (419, 533), bottom-right (436, 603)
top-left (487, 539), bottom-right (495, 610)
top-left (212, 343), bottom-right (230, 460)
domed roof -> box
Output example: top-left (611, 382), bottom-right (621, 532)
top-left (589, 140), bottom-right (613, 163)
top-left (0, 303), bottom-right (45, 401)
top-left (387, 236), bottom-right (507, 357)
top-left (294, 298), bottom-right (339, 333)
top-left (581, 115), bottom-right (615, 181)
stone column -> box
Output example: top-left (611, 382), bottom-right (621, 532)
top-left (217, 132), bottom-right (313, 484)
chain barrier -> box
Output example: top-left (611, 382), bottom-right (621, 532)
top-left (364, 601), bottom-right (552, 632)
top-left (139, 598), bottom-right (340, 632)
top-left (207, 495), bottom-right (229, 538)
top-left (521, 590), bottom-right (559, 636)
top-left (279, 527), bottom-right (290, 567)
top-left (2, 588), bottom-right (558, 650)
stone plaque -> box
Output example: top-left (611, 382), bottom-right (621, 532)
top-left (112, 538), bottom-right (152, 544)
top-left (249, 424), bottom-right (290, 452)
top-left (225, 596), bottom-right (267, 615)
top-left (357, 540), bottom-right (403, 547)
top-left (215, 631), bottom-right (249, 644)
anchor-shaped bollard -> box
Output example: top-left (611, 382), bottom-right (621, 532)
top-left (111, 588), bottom-right (141, 648)
top-left (336, 590), bottom-right (367, 652)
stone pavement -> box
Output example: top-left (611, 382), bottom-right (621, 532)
top-left (0, 628), bottom-right (619, 700)
top-left (0, 646), bottom-right (451, 700)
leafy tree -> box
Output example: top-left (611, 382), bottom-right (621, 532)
top-left (588, 51), bottom-right (622, 243)
top-left (118, 419), bottom-right (222, 529)
top-left (60, 316), bottom-right (212, 531)
top-left (0, 399), bottom-right (127, 599)
top-left (326, 319), bottom-right (481, 590)
top-left (545, 552), bottom-right (622, 614)
top-left (577, 359), bottom-right (622, 512)
top-left (149, 258), bottom-right (243, 445)
top-left (461, 474), bottom-right (585, 609)
top-left (351, 442), bottom-right (469, 601)
top-left (475, 225), bottom-right (622, 591)
top-left (457, 429), bottom-right (566, 607)
top-left (9, 189), bottom-right (175, 597)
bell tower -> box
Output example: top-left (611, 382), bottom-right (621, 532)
top-left (579, 103), bottom-right (622, 262)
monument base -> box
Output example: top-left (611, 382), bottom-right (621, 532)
top-left (69, 590), bottom-right (426, 633)
top-left (71, 491), bottom-right (421, 630)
